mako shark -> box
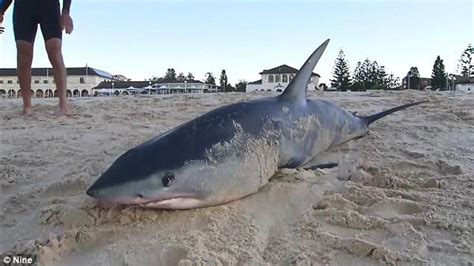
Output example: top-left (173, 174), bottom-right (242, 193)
top-left (87, 39), bottom-right (425, 209)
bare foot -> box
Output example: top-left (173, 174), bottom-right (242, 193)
top-left (58, 105), bottom-right (72, 116)
top-left (21, 106), bottom-right (33, 116)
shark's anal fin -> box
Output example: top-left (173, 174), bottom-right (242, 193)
top-left (280, 39), bottom-right (330, 101)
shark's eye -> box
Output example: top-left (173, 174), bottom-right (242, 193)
top-left (162, 172), bottom-right (175, 187)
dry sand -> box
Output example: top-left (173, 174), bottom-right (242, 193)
top-left (0, 90), bottom-right (473, 265)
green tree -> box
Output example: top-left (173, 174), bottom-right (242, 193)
top-left (177, 72), bottom-right (186, 82)
top-left (458, 44), bottom-right (473, 77)
top-left (431, 56), bottom-right (447, 90)
top-left (219, 69), bottom-right (229, 92)
top-left (352, 61), bottom-right (366, 91)
top-left (205, 72), bottom-right (216, 85)
top-left (330, 49), bottom-right (351, 91)
top-left (384, 73), bottom-right (401, 90)
top-left (352, 59), bottom-right (391, 90)
top-left (148, 75), bottom-right (161, 82)
top-left (186, 72), bottom-right (195, 81)
top-left (318, 83), bottom-right (328, 90)
top-left (353, 59), bottom-right (373, 90)
top-left (409, 67), bottom-right (420, 77)
top-left (405, 67), bottom-right (420, 90)
top-left (226, 84), bottom-right (236, 92)
top-left (164, 68), bottom-right (177, 82)
top-left (376, 64), bottom-right (387, 86)
top-left (235, 80), bottom-right (248, 92)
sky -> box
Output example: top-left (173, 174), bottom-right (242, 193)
top-left (0, 0), bottom-right (472, 85)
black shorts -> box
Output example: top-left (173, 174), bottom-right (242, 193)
top-left (13, 0), bottom-right (62, 44)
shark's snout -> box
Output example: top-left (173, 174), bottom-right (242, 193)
top-left (86, 187), bottom-right (99, 198)
top-left (86, 178), bottom-right (106, 199)
top-left (86, 183), bottom-right (143, 204)
top-left (86, 180), bottom-right (122, 201)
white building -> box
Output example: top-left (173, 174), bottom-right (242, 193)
top-left (246, 64), bottom-right (320, 93)
top-left (0, 67), bottom-right (113, 98)
top-left (92, 80), bottom-right (219, 96)
top-left (455, 76), bottom-right (473, 93)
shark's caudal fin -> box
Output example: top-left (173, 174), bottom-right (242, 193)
top-left (361, 101), bottom-right (428, 126)
top-left (280, 39), bottom-right (330, 101)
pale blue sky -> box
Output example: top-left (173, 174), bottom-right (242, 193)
top-left (0, 0), bottom-right (472, 84)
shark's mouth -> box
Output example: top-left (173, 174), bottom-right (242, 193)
top-left (136, 197), bottom-right (204, 209)
top-left (88, 187), bottom-right (205, 209)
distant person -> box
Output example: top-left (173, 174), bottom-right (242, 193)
top-left (0, 0), bottom-right (73, 116)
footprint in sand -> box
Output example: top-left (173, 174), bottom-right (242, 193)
top-left (452, 110), bottom-right (474, 123)
top-left (402, 148), bottom-right (427, 159)
top-left (160, 246), bottom-right (189, 265)
top-left (42, 178), bottom-right (87, 197)
top-left (434, 160), bottom-right (462, 175)
top-left (364, 198), bottom-right (425, 219)
top-left (350, 166), bottom-right (414, 189)
top-left (3, 192), bottom-right (39, 215)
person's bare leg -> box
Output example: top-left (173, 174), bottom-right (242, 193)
top-left (45, 38), bottom-right (70, 115)
top-left (16, 41), bottom-right (34, 116)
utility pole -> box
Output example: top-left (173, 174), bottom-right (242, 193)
top-left (452, 75), bottom-right (455, 91)
top-left (470, 47), bottom-right (474, 78)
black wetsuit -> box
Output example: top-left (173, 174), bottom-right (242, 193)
top-left (1, 0), bottom-right (71, 44)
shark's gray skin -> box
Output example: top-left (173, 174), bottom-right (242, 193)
top-left (86, 39), bottom-right (425, 209)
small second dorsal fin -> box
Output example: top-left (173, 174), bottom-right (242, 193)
top-left (280, 39), bottom-right (330, 101)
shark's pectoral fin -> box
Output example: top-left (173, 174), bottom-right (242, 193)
top-left (303, 163), bottom-right (338, 170)
top-left (280, 156), bottom-right (306, 169)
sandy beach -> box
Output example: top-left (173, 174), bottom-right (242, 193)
top-left (1, 90), bottom-right (473, 265)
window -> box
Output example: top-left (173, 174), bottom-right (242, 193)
top-left (79, 77), bottom-right (85, 84)
top-left (43, 80), bottom-right (49, 84)
top-left (268, 75), bottom-right (274, 83)
top-left (34, 80), bottom-right (40, 84)
top-left (282, 74), bottom-right (288, 83)
top-left (275, 75), bottom-right (280, 83)
top-left (7, 80), bottom-right (12, 84)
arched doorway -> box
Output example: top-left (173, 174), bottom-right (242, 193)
top-left (8, 90), bottom-right (16, 98)
top-left (81, 90), bottom-right (89, 97)
top-left (53, 90), bottom-right (58, 97)
top-left (73, 89), bottom-right (80, 97)
top-left (45, 89), bottom-right (53, 98)
top-left (36, 89), bottom-right (44, 98)
top-left (0, 90), bottom-right (6, 98)
top-left (66, 90), bottom-right (72, 97)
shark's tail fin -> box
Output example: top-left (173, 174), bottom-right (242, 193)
top-left (361, 101), bottom-right (428, 126)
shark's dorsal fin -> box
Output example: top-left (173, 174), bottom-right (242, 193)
top-left (280, 39), bottom-right (330, 101)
